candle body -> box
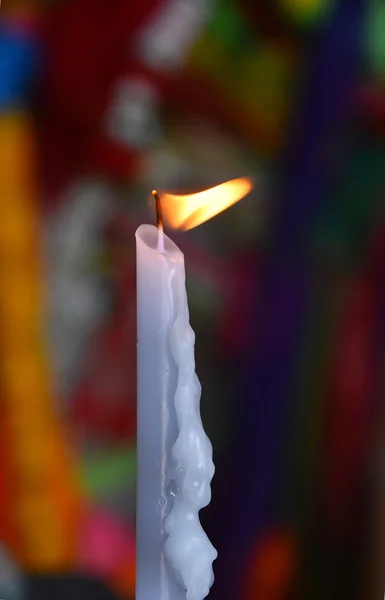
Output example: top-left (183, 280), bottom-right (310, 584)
top-left (136, 225), bottom-right (216, 600)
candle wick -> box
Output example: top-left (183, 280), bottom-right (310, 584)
top-left (152, 190), bottom-right (165, 252)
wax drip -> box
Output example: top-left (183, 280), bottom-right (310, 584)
top-left (164, 270), bottom-right (217, 600)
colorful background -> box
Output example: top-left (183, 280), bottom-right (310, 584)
top-left (0, 0), bottom-right (384, 599)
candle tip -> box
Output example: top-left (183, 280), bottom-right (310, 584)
top-left (152, 189), bottom-right (165, 252)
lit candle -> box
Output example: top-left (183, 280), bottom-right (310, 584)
top-left (136, 180), bottom-right (252, 600)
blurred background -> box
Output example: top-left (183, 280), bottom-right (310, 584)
top-left (0, 0), bottom-right (384, 598)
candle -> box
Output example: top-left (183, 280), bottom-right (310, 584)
top-left (136, 180), bottom-right (252, 600)
top-left (136, 222), bottom-right (216, 600)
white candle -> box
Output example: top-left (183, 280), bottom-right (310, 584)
top-left (136, 223), bottom-right (217, 600)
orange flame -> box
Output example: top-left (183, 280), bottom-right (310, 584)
top-left (161, 177), bottom-right (253, 231)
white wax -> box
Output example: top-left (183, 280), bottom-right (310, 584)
top-left (136, 225), bottom-right (216, 600)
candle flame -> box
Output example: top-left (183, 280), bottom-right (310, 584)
top-left (161, 177), bottom-right (253, 231)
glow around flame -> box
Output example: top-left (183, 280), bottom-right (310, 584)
top-left (161, 177), bottom-right (253, 231)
